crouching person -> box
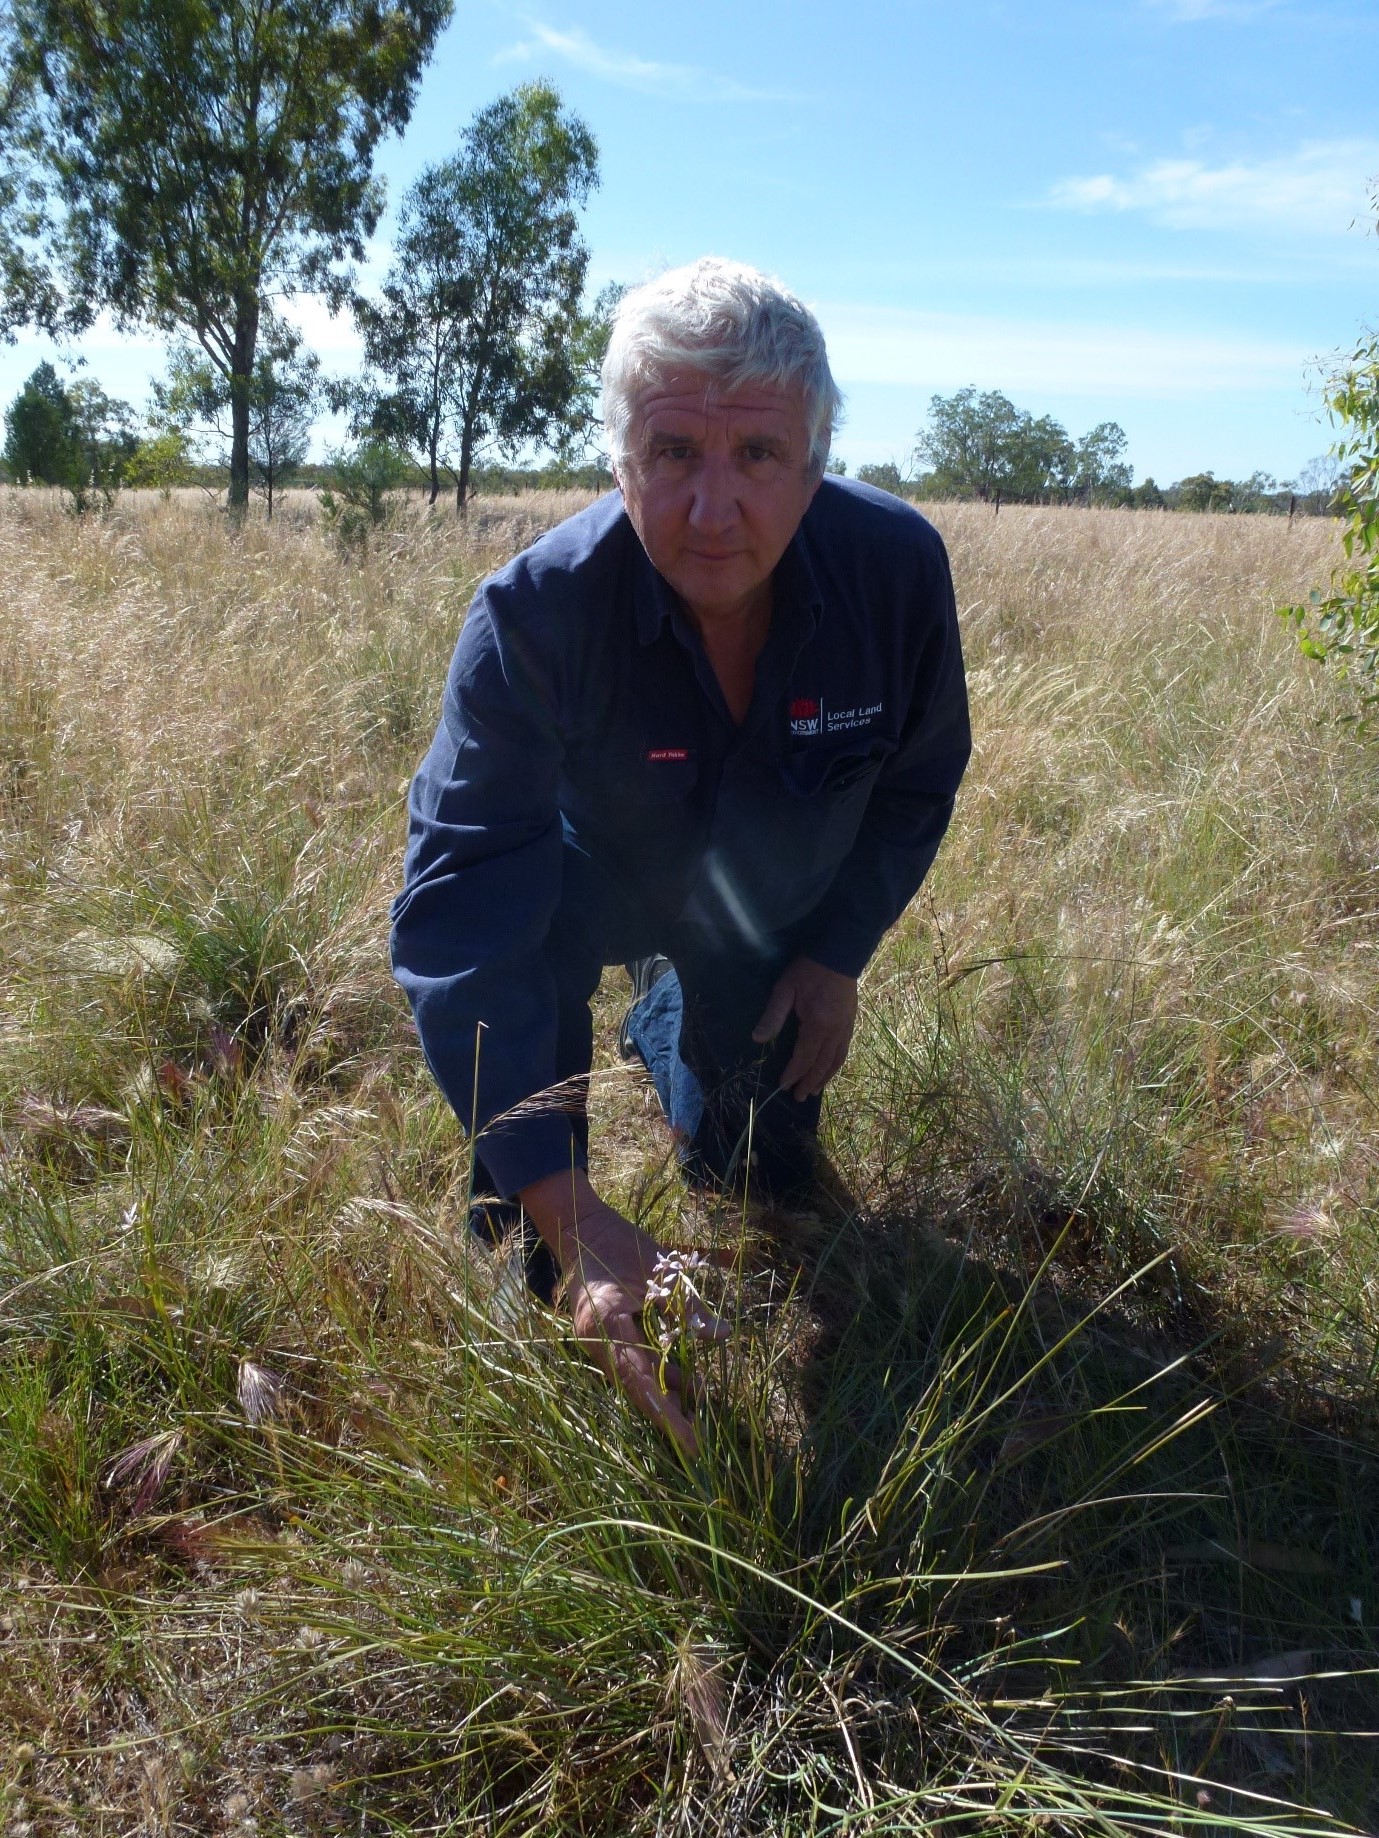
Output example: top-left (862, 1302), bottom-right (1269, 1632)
top-left (391, 257), bottom-right (971, 1451)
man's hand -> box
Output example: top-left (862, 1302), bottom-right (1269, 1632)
top-left (751, 955), bottom-right (859, 1101)
top-left (518, 1169), bottom-right (729, 1456)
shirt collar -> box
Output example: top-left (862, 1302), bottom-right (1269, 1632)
top-left (630, 511), bottom-right (824, 648)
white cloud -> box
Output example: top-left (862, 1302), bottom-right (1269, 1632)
top-left (279, 292), bottom-right (365, 360)
top-left (496, 22), bottom-right (799, 103)
top-left (1048, 137), bottom-right (1379, 235)
top-left (814, 303), bottom-right (1311, 400)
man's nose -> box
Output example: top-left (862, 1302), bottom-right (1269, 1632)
top-left (686, 452), bottom-right (739, 531)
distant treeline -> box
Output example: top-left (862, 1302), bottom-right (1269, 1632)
top-left (0, 2), bottom-right (1340, 527)
top-left (1, 364), bottom-right (1339, 519)
top-left (846, 458), bottom-right (1336, 517)
top-left (839, 389), bottom-right (1339, 516)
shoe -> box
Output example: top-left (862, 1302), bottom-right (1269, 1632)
top-left (617, 954), bottom-right (674, 1061)
top-left (467, 1195), bottom-right (560, 1305)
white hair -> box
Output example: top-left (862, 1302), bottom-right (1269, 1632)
top-left (601, 257), bottom-right (843, 480)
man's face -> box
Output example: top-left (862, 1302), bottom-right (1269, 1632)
top-left (615, 372), bottom-right (821, 624)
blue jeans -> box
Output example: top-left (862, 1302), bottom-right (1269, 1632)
top-left (470, 828), bottom-right (823, 1300)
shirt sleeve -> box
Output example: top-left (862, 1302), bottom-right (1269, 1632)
top-left (389, 586), bottom-right (582, 1198)
top-left (797, 542), bottom-right (971, 979)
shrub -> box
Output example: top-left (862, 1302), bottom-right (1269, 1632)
top-left (318, 436), bottom-right (410, 546)
top-left (1282, 333), bottom-right (1379, 717)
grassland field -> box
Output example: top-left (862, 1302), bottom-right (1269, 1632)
top-left (0, 485), bottom-right (1376, 1835)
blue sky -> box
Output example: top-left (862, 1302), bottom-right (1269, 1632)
top-left (5, 0), bottom-right (1377, 484)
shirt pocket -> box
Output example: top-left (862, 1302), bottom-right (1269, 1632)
top-left (781, 738), bottom-right (895, 799)
top-left (560, 741), bottom-right (698, 836)
top-left (779, 739), bottom-right (896, 871)
top-left (622, 746), bottom-right (700, 805)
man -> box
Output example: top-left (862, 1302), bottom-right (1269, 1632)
top-left (392, 258), bottom-right (970, 1453)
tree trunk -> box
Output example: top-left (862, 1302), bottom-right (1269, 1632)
top-left (456, 371), bottom-right (486, 514)
top-left (456, 420), bottom-right (475, 514)
top-left (228, 299), bottom-right (260, 516)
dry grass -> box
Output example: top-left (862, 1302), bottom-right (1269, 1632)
top-left (2, 486), bottom-right (1376, 1835)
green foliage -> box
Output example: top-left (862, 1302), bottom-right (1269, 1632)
top-left (1132, 474), bottom-right (1165, 509)
top-left (1175, 470), bottom-right (1235, 513)
top-left (121, 428), bottom-right (192, 496)
top-left (1071, 418), bottom-right (1133, 501)
top-left (0, 97), bottom-right (63, 338)
top-left (2, 359), bottom-right (75, 484)
top-left (1291, 452), bottom-right (1343, 516)
top-left (857, 459), bottom-right (906, 496)
top-left (3, 0), bottom-right (451, 507)
top-left (154, 316), bottom-right (323, 516)
top-left (2, 360), bottom-right (135, 506)
top-left (549, 278), bottom-right (625, 478)
top-left (318, 435), bottom-right (410, 545)
top-left (914, 387), bottom-right (1133, 506)
top-left (1162, 471), bottom-right (1314, 515)
top-left (352, 83), bottom-right (599, 509)
top-left (65, 376), bottom-right (139, 501)
top-left (1283, 333), bottom-right (1379, 714)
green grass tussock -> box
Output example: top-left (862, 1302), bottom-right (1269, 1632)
top-left (1, 488), bottom-right (1376, 1834)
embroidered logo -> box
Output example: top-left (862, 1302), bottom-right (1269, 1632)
top-left (645, 747), bottom-right (691, 762)
top-left (788, 696), bottom-right (821, 738)
top-left (825, 699), bottom-right (883, 734)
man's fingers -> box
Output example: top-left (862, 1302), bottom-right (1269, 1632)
top-left (777, 1022), bottom-right (821, 1094)
top-left (574, 1300), bottom-right (724, 1455)
top-left (568, 1259), bottom-right (734, 1455)
top-left (793, 1038), bottom-right (850, 1099)
top-left (751, 978), bottom-right (796, 1044)
top-left (612, 1341), bottom-right (700, 1455)
top-left (659, 1361), bottom-right (708, 1412)
top-left (779, 1025), bottom-right (836, 1098)
top-left (687, 1303), bottom-right (732, 1342)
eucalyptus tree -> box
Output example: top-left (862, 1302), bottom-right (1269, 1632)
top-left (2, 0), bottom-right (451, 509)
top-left (915, 387), bottom-right (1028, 503)
top-left (354, 82), bottom-right (598, 509)
top-left (1071, 421), bottom-right (1132, 505)
top-left (915, 388), bottom-right (1132, 506)
top-left (155, 315), bottom-right (323, 517)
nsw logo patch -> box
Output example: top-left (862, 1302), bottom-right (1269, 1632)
top-left (789, 696), bottom-right (821, 738)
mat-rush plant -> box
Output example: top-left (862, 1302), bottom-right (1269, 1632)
top-left (117, 1200), bottom-right (1378, 1836)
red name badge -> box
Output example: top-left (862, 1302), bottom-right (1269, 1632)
top-left (645, 748), bottom-right (691, 762)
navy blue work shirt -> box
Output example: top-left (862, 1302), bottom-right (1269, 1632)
top-left (391, 476), bottom-right (971, 1198)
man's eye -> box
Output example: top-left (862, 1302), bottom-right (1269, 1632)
top-left (656, 444), bottom-right (695, 462)
top-left (741, 445), bottom-right (776, 463)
